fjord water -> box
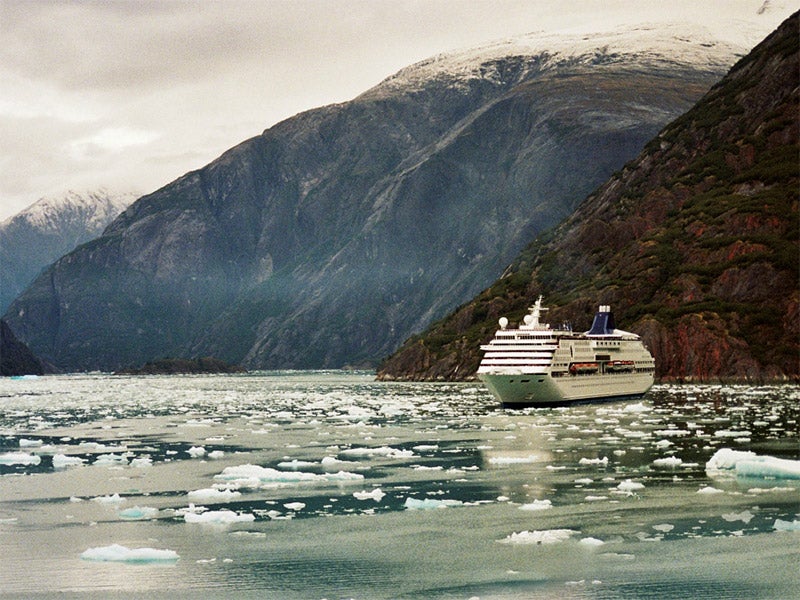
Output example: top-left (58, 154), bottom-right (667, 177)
top-left (0, 372), bottom-right (797, 600)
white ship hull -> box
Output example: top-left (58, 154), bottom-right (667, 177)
top-left (479, 370), bottom-right (654, 407)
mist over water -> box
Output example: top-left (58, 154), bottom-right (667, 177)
top-left (1, 372), bottom-right (797, 599)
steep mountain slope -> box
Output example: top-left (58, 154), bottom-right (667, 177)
top-left (378, 12), bottom-right (799, 383)
top-left (0, 320), bottom-right (45, 376)
top-left (4, 25), bottom-right (757, 371)
top-left (0, 190), bottom-right (135, 312)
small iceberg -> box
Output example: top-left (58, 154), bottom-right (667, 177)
top-left (499, 529), bottom-right (575, 545)
top-left (184, 509), bottom-right (255, 524)
top-left (404, 497), bottom-right (463, 510)
top-left (519, 499), bottom-right (552, 511)
top-left (187, 488), bottom-right (241, 502)
top-left (0, 452), bottom-right (41, 465)
top-left (119, 506), bottom-right (159, 520)
top-left (80, 544), bottom-right (178, 563)
top-left (706, 449), bottom-right (800, 480)
top-left (53, 454), bottom-right (86, 469)
top-left (353, 488), bottom-right (386, 502)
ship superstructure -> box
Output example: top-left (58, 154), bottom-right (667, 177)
top-left (477, 296), bottom-right (655, 407)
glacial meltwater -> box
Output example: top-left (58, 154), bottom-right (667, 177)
top-left (0, 372), bottom-right (797, 600)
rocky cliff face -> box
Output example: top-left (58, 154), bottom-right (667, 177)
top-left (0, 320), bottom-right (45, 376)
top-left (378, 12), bottom-right (799, 383)
top-left (0, 190), bottom-right (135, 312)
top-left (4, 26), bottom-right (752, 371)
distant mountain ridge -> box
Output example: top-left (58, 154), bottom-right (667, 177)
top-left (2, 21), bottom-right (773, 372)
top-left (0, 190), bottom-right (136, 312)
top-left (378, 11), bottom-right (799, 383)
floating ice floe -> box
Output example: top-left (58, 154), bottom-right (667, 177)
top-left (187, 488), bottom-right (241, 502)
top-left (579, 457), bottom-right (608, 466)
top-left (616, 479), bottom-right (645, 493)
top-left (0, 452), bottom-right (41, 465)
top-left (118, 506), bottom-right (159, 520)
top-left (488, 455), bottom-right (539, 464)
top-left (353, 488), bottom-right (386, 502)
top-left (283, 502), bottom-right (305, 511)
top-left (697, 485), bottom-right (725, 495)
top-left (404, 497), bottom-right (463, 510)
top-left (340, 446), bottom-right (414, 459)
top-left (499, 529), bottom-right (575, 545)
top-left (187, 446), bottom-right (206, 458)
top-left (92, 493), bottom-right (125, 504)
top-left (92, 453), bottom-right (129, 466)
top-left (81, 544), bottom-right (178, 563)
top-left (579, 537), bottom-right (605, 546)
top-left (130, 456), bottom-right (153, 468)
top-left (773, 519), bottom-right (800, 531)
top-left (214, 464), bottom-right (363, 487)
top-left (519, 499), bottom-right (552, 511)
top-left (19, 438), bottom-right (43, 447)
top-left (652, 456), bottom-right (684, 468)
top-left (706, 448), bottom-right (800, 480)
top-left (722, 510), bottom-right (754, 523)
top-left (184, 509), bottom-right (255, 524)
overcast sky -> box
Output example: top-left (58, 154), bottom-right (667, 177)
top-left (0, 0), bottom-right (796, 220)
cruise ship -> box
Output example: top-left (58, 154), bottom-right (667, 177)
top-left (477, 296), bottom-right (655, 407)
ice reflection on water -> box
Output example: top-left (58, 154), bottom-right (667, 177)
top-left (0, 373), bottom-right (797, 599)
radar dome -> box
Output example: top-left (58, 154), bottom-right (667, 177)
top-left (499, 317), bottom-right (508, 329)
top-left (524, 315), bottom-right (534, 325)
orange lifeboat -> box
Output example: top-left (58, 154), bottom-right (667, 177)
top-left (569, 362), bottom-right (599, 374)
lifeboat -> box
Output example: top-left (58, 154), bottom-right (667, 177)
top-left (569, 362), bottom-right (599, 374)
top-left (606, 360), bottom-right (635, 372)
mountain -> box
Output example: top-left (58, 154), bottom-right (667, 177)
top-left (0, 320), bottom-right (46, 376)
top-left (0, 190), bottom-right (136, 312)
top-left (3, 24), bottom-right (762, 372)
top-left (378, 12), bottom-right (799, 383)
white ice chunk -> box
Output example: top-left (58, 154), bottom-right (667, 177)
top-left (697, 486), bottom-right (725, 495)
top-left (92, 493), bottom-right (125, 504)
top-left (119, 506), bottom-right (159, 520)
top-left (184, 510), bottom-right (255, 524)
top-left (706, 448), bottom-right (800, 480)
top-left (616, 479), bottom-right (645, 492)
top-left (579, 537), bottom-right (605, 546)
top-left (519, 499), bottom-right (552, 511)
top-left (80, 544), bottom-right (178, 563)
top-left (187, 446), bottom-right (206, 458)
top-left (53, 454), bottom-right (85, 469)
top-left (0, 452), bottom-right (41, 465)
top-left (353, 488), bottom-right (386, 502)
top-left (130, 456), bottom-right (153, 468)
top-left (488, 455), bottom-right (539, 464)
top-left (277, 459), bottom-right (317, 469)
top-left (773, 519), bottom-right (800, 531)
top-left (187, 488), bottom-right (241, 502)
top-left (340, 446), bottom-right (414, 458)
top-left (208, 450), bottom-right (225, 459)
top-left (404, 497), bottom-right (463, 510)
top-left (19, 438), bottom-right (43, 447)
top-left (653, 523), bottom-right (674, 532)
top-left (215, 463), bottom-right (363, 486)
top-left (623, 402), bottom-right (649, 413)
top-left (653, 456), bottom-right (683, 468)
top-left (579, 457), bottom-right (609, 466)
top-left (92, 453), bottom-right (128, 466)
top-left (722, 510), bottom-right (754, 523)
top-left (499, 529), bottom-right (575, 544)
top-left (283, 502), bottom-right (305, 511)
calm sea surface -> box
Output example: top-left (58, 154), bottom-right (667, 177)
top-left (0, 372), bottom-right (798, 599)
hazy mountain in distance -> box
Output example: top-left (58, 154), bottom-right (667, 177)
top-left (0, 190), bottom-right (136, 312)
